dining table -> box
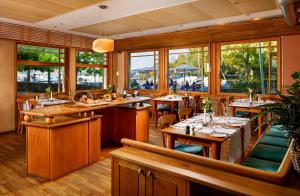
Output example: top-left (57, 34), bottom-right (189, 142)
top-left (161, 114), bottom-right (251, 162)
top-left (152, 95), bottom-right (192, 127)
top-left (229, 99), bottom-right (275, 137)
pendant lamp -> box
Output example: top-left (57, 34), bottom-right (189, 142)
top-left (92, 22), bottom-right (114, 53)
top-left (92, 38), bottom-right (114, 53)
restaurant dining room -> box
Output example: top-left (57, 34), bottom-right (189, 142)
top-left (0, 0), bottom-right (300, 195)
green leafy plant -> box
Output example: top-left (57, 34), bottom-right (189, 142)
top-left (172, 85), bottom-right (177, 95)
top-left (45, 86), bottom-right (52, 97)
top-left (202, 97), bottom-right (212, 113)
top-left (106, 85), bottom-right (113, 94)
top-left (258, 71), bottom-right (300, 150)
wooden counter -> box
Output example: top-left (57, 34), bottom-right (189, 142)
top-left (22, 97), bottom-right (151, 180)
top-left (25, 115), bottom-right (102, 180)
top-left (21, 96), bottom-right (150, 118)
top-left (111, 139), bottom-right (300, 196)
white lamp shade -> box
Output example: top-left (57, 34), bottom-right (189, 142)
top-left (92, 38), bottom-right (114, 53)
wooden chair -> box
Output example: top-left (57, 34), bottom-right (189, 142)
top-left (159, 114), bottom-right (177, 147)
top-left (16, 98), bottom-right (37, 135)
top-left (194, 95), bottom-right (203, 114)
top-left (211, 98), bottom-right (221, 116)
top-left (178, 108), bottom-right (193, 121)
top-left (159, 114), bottom-right (203, 155)
top-left (219, 98), bottom-right (227, 116)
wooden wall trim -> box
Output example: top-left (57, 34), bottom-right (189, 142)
top-left (0, 21), bottom-right (94, 49)
top-left (117, 17), bottom-right (300, 51)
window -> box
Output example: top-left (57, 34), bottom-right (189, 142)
top-left (76, 50), bottom-right (108, 90)
top-left (16, 44), bottom-right (65, 94)
top-left (219, 40), bottom-right (278, 94)
top-left (168, 47), bottom-right (209, 92)
top-left (128, 51), bottom-right (159, 90)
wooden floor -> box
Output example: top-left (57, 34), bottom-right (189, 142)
top-left (0, 120), bottom-right (257, 195)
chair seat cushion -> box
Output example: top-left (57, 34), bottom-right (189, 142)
top-left (175, 144), bottom-right (203, 155)
top-left (249, 144), bottom-right (287, 163)
top-left (241, 157), bottom-right (280, 172)
top-left (157, 104), bottom-right (170, 111)
top-left (259, 135), bottom-right (289, 147)
top-left (235, 111), bottom-right (250, 117)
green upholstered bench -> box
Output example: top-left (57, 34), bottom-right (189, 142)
top-left (241, 157), bottom-right (280, 172)
top-left (259, 135), bottom-right (289, 148)
top-left (248, 144), bottom-right (288, 163)
top-left (241, 123), bottom-right (291, 173)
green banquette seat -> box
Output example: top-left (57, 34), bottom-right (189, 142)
top-left (241, 123), bottom-right (291, 172)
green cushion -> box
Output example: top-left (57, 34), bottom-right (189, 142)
top-left (259, 135), bottom-right (289, 147)
top-left (249, 144), bottom-right (287, 163)
top-left (175, 144), bottom-right (203, 155)
top-left (241, 157), bottom-right (280, 172)
top-left (236, 111), bottom-right (250, 117)
top-left (157, 104), bottom-right (170, 112)
top-left (265, 130), bottom-right (290, 138)
top-left (265, 124), bottom-right (291, 138)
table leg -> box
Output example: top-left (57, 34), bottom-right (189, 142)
top-left (211, 142), bottom-right (221, 160)
top-left (170, 102), bottom-right (175, 114)
top-left (154, 100), bottom-right (158, 127)
top-left (258, 115), bottom-right (262, 138)
top-left (166, 134), bottom-right (175, 149)
top-left (230, 107), bottom-right (236, 117)
top-left (240, 126), bottom-right (245, 159)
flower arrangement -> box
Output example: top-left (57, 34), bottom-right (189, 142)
top-left (45, 86), bottom-right (51, 97)
top-left (202, 97), bottom-right (212, 113)
top-left (248, 88), bottom-right (255, 103)
top-left (171, 85), bottom-right (177, 96)
top-left (106, 85), bottom-right (113, 94)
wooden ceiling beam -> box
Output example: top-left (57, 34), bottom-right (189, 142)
top-left (116, 17), bottom-right (300, 51)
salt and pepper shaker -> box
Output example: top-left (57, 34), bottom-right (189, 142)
top-left (191, 127), bottom-right (195, 135)
top-left (185, 125), bottom-right (190, 135)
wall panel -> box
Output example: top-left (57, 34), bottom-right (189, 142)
top-left (0, 39), bottom-right (15, 132)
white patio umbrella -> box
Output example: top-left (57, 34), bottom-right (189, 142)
top-left (169, 64), bottom-right (199, 83)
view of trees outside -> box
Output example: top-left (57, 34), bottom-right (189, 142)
top-left (220, 41), bottom-right (278, 94)
top-left (168, 47), bottom-right (209, 92)
top-left (128, 51), bottom-right (158, 90)
top-left (16, 44), bottom-right (65, 94)
top-left (76, 51), bottom-right (107, 90)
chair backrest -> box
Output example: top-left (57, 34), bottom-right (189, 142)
top-left (212, 98), bottom-right (228, 116)
top-left (194, 95), bottom-right (203, 113)
top-left (228, 96), bottom-right (234, 104)
top-left (178, 108), bottom-right (193, 121)
top-left (159, 114), bottom-right (176, 130)
top-left (220, 98), bottom-right (227, 115)
top-left (181, 96), bottom-right (189, 109)
top-left (28, 99), bottom-right (37, 109)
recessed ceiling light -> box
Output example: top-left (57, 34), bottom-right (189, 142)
top-left (253, 18), bottom-right (260, 21)
top-left (99, 5), bottom-right (108, 9)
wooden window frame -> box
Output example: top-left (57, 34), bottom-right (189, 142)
top-left (215, 37), bottom-right (281, 97)
top-left (75, 49), bottom-right (109, 92)
top-left (16, 43), bottom-right (67, 96)
top-left (126, 48), bottom-right (161, 92)
top-left (166, 44), bottom-right (211, 96)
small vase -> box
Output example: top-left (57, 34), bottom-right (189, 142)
top-left (203, 109), bottom-right (207, 126)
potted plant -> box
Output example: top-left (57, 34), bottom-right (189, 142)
top-left (260, 71), bottom-right (300, 172)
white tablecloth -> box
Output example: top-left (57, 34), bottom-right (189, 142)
top-left (172, 114), bottom-right (251, 163)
